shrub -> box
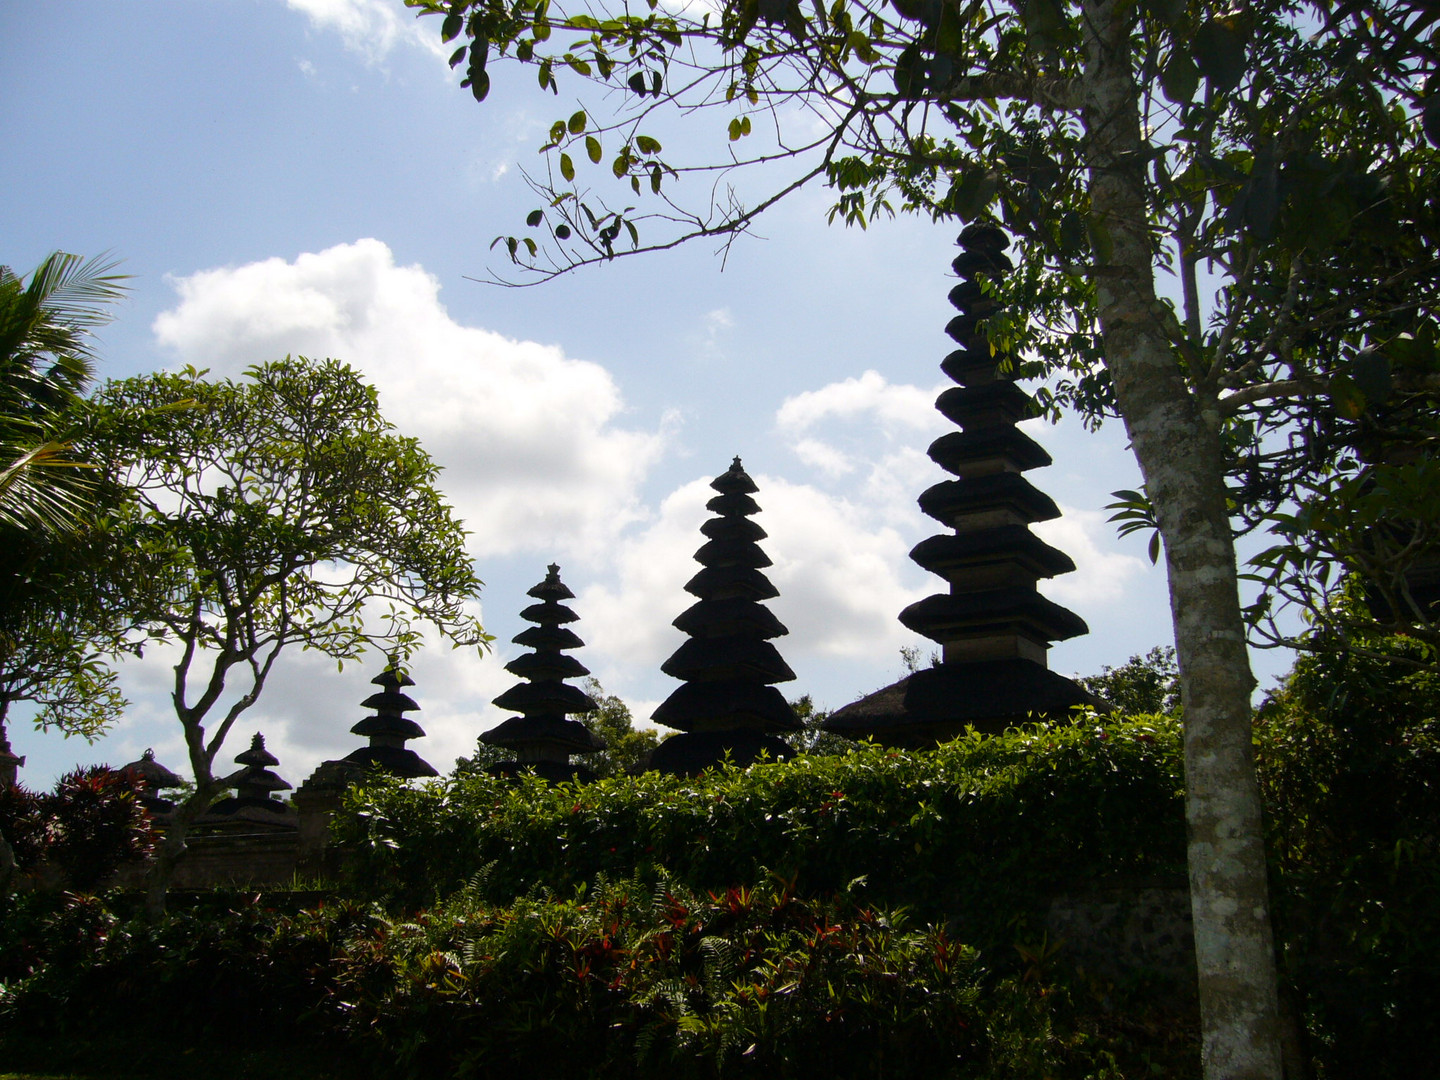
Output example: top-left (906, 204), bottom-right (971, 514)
top-left (0, 766), bottom-right (154, 891)
top-left (1256, 634), bottom-right (1440, 1080)
top-left (336, 717), bottom-right (1188, 955)
top-left (0, 877), bottom-right (1198, 1080)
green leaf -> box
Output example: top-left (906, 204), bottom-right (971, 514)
top-left (585, 135), bottom-right (603, 163)
top-left (1350, 348), bottom-right (1393, 404)
top-left (1243, 144), bottom-right (1279, 242)
top-left (1327, 373), bottom-right (1367, 420)
top-left (636, 135), bottom-right (662, 154)
top-left (441, 13), bottom-right (464, 42)
top-left (1159, 51), bottom-right (1198, 104)
top-left (1088, 215), bottom-right (1115, 265)
top-left (555, 224), bottom-right (572, 240)
top-left (568, 110), bottom-right (587, 134)
top-left (1193, 19), bottom-right (1246, 94)
top-left (470, 70), bottom-right (491, 102)
top-left (526, 210), bottom-right (545, 228)
top-left (560, 153), bottom-right (575, 182)
top-left (612, 152), bottom-right (630, 178)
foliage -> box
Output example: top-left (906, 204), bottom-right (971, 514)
top-left (0, 767), bottom-right (154, 891)
top-left (781, 693), bottom-right (852, 755)
top-left (0, 878), bottom-right (1199, 1079)
top-left (1256, 632), bottom-right (1440, 1079)
top-left (0, 252), bottom-right (133, 741)
top-left (1079, 647), bottom-right (1182, 717)
top-left (580, 678), bottom-right (660, 777)
top-left (0, 252), bottom-right (127, 532)
top-left (337, 717), bottom-right (1186, 949)
top-left (88, 357), bottom-right (490, 910)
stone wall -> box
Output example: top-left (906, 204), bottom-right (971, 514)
top-left (1044, 875), bottom-right (1196, 992)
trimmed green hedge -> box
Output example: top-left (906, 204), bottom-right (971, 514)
top-left (335, 718), bottom-right (1187, 951)
top-left (0, 876), bottom-right (1198, 1079)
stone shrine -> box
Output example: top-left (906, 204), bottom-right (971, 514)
top-left (202, 732), bottom-right (296, 829)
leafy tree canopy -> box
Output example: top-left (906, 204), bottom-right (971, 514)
top-left (1079, 645), bottom-right (1183, 716)
top-left (90, 356), bottom-right (490, 912)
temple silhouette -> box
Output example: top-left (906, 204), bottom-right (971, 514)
top-left (13, 225), bottom-right (1112, 888)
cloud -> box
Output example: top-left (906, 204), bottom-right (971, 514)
top-left (284, 0), bottom-right (445, 63)
top-left (152, 239), bottom-right (671, 563)
top-left (776, 371), bottom-right (948, 525)
top-left (776, 369), bottom-right (938, 435)
top-left (1033, 505), bottom-right (1150, 608)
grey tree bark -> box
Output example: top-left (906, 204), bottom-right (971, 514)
top-left (1079, 1), bottom-right (1283, 1076)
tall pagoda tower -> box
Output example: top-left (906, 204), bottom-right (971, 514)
top-left (650, 458), bottom-right (800, 774)
top-left (824, 226), bottom-right (1106, 745)
top-left (482, 564), bottom-right (605, 782)
top-left (339, 666), bottom-right (439, 778)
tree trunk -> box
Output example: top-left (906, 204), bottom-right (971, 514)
top-left (142, 785), bottom-right (210, 920)
top-left (1079, 2), bottom-right (1283, 1077)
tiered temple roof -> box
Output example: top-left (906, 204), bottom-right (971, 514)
top-left (650, 458), bottom-right (799, 773)
top-left (204, 732), bottom-right (296, 827)
top-left (482, 564), bottom-right (605, 782)
top-left (340, 666), bottom-right (439, 778)
top-left (825, 226), bottom-right (1107, 745)
top-left (119, 748), bottom-right (185, 816)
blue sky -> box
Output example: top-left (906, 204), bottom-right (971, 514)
top-left (4, 1), bottom-right (1278, 788)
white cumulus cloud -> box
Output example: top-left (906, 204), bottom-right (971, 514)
top-left (776, 369), bottom-right (939, 435)
top-left (284, 0), bottom-right (445, 63)
top-left (1034, 505), bottom-right (1151, 608)
top-left (152, 239), bottom-right (672, 564)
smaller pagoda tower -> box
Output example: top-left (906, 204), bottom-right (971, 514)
top-left (824, 225), bottom-right (1106, 744)
top-left (119, 748), bottom-right (185, 817)
top-left (205, 733), bottom-right (296, 828)
top-left (340, 665), bottom-right (439, 778)
top-left (650, 458), bottom-right (800, 774)
top-left (482, 564), bottom-right (605, 782)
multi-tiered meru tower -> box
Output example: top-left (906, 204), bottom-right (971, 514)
top-left (825, 225), bottom-right (1106, 745)
top-left (340, 666), bottom-right (439, 778)
top-left (651, 458), bottom-right (800, 773)
top-left (482, 564), bottom-right (605, 782)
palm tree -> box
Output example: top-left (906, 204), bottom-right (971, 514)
top-left (0, 252), bottom-right (128, 531)
top-left (0, 254), bottom-right (129, 791)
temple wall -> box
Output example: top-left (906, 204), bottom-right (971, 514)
top-left (104, 830), bottom-right (302, 890)
top-left (1044, 875), bottom-right (1196, 991)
